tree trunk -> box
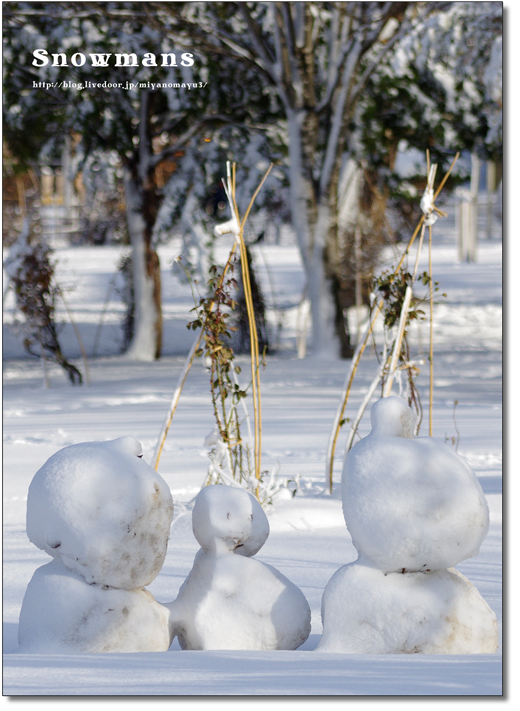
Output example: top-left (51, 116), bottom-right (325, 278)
top-left (287, 110), bottom-right (349, 358)
top-left (123, 167), bottom-right (162, 361)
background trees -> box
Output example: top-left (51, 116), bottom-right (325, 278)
top-left (147, 0), bottom-right (502, 357)
top-left (3, 1), bottom-right (502, 360)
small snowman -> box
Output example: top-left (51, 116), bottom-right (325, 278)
top-left (317, 397), bottom-right (498, 654)
top-left (166, 485), bottom-right (311, 650)
top-left (18, 437), bottom-right (174, 653)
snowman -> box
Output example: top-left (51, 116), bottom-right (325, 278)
top-left (166, 485), bottom-right (311, 650)
top-left (317, 397), bottom-right (498, 654)
top-left (18, 437), bottom-right (174, 653)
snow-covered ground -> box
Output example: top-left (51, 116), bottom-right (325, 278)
top-left (3, 197), bottom-right (503, 697)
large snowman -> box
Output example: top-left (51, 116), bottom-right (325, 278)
top-left (166, 485), bottom-right (311, 650)
top-left (317, 397), bottom-right (498, 654)
top-left (18, 437), bottom-right (174, 653)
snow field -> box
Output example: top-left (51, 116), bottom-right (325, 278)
top-left (3, 201), bottom-right (502, 695)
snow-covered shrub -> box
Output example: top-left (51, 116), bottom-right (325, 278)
top-left (4, 224), bottom-right (82, 384)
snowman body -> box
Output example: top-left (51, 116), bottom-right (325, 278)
top-left (317, 558), bottom-right (498, 654)
top-left (18, 559), bottom-right (171, 653)
top-left (19, 437), bottom-right (174, 652)
top-left (319, 397), bottom-right (497, 654)
top-left (167, 485), bottom-right (311, 650)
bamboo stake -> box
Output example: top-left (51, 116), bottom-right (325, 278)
top-left (236, 164), bottom-right (273, 482)
top-left (224, 164), bottom-right (261, 485)
top-left (155, 163), bottom-right (271, 486)
top-left (412, 223), bottom-right (426, 281)
top-left (344, 342), bottom-right (390, 456)
top-left (224, 162), bottom-right (272, 490)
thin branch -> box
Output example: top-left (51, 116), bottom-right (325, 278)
top-left (237, 3), bottom-right (278, 77)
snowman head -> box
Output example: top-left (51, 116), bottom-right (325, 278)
top-left (370, 396), bottom-right (416, 439)
top-left (192, 485), bottom-right (269, 556)
top-left (26, 437), bottom-right (173, 589)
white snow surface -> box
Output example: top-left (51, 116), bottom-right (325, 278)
top-left (18, 559), bottom-right (171, 654)
top-left (318, 559), bottom-right (498, 654)
top-left (2, 196), bottom-right (504, 695)
top-left (342, 397), bottom-right (489, 573)
top-left (25, 437), bottom-right (174, 589)
top-left (167, 485), bottom-right (311, 650)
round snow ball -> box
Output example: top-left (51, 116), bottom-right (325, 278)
top-left (342, 398), bottom-right (489, 572)
top-left (317, 560), bottom-right (498, 654)
top-left (192, 485), bottom-right (269, 556)
top-left (26, 437), bottom-right (174, 589)
top-left (18, 559), bottom-right (171, 653)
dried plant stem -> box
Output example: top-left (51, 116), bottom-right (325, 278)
top-left (57, 286), bottom-right (90, 386)
top-left (40, 338), bottom-right (50, 389)
top-left (325, 301), bottom-right (383, 492)
top-left (345, 342), bottom-right (391, 456)
top-left (382, 285), bottom-right (413, 397)
top-left (230, 361), bottom-right (254, 447)
top-left (152, 244), bottom-right (237, 471)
